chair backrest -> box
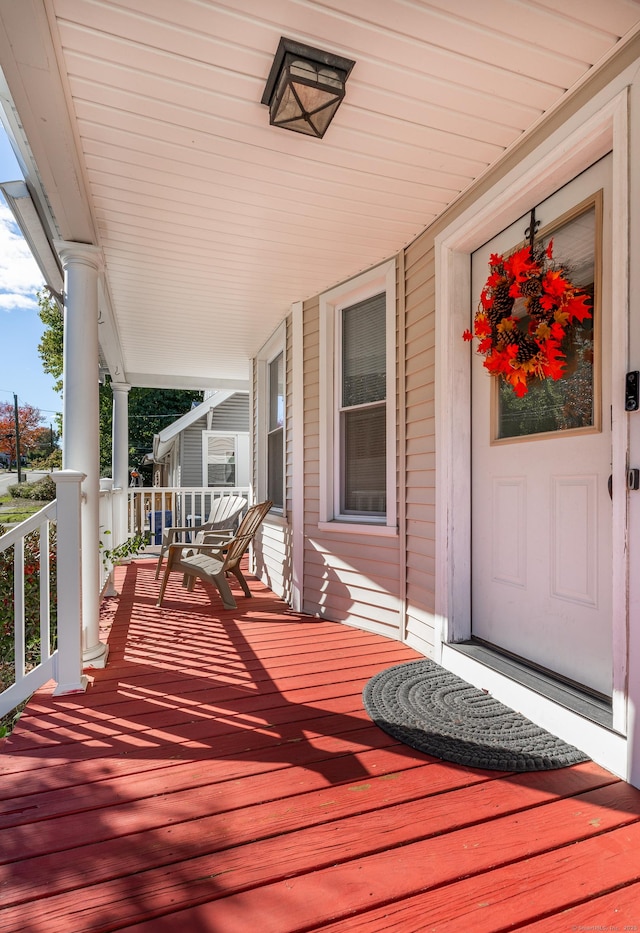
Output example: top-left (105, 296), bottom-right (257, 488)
top-left (222, 500), bottom-right (273, 570)
top-left (206, 495), bottom-right (247, 530)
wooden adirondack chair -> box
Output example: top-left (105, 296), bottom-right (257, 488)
top-left (154, 494), bottom-right (247, 579)
top-left (156, 500), bottom-right (273, 610)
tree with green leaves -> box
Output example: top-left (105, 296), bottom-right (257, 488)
top-left (37, 289), bottom-right (64, 395)
top-left (99, 383), bottom-right (202, 477)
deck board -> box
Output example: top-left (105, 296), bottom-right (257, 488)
top-left (1, 558), bottom-right (638, 932)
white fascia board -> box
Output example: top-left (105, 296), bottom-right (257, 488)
top-left (0, 179), bottom-right (62, 292)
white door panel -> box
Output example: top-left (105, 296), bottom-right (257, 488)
top-left (471, 156), bottom-right (612, 696)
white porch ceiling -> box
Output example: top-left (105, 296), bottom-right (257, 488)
top-left (1, 0), bottom-right (639, 390)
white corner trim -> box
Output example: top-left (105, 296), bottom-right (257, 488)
top-left (291, 301), bottom-right (304, 613)
top-left (255, 321), bottom-right (286, 508)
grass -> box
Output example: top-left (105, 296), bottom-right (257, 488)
top-left (0, 483), bottom-right (52, 527)
top-left (0, 504), bottom-right (44, 524)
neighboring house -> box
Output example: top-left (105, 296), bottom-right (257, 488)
top-left (152, 391), bottom-right (250, 489)
top-left (1, 3), bottom-right (640, 787)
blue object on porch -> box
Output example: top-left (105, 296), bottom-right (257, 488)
top-left (150, 510), bottom-right (172, 545)
top-left (186, 514), bottom-right (201, 543)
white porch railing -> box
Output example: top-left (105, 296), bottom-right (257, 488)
top-left (0, 480), bottom-right (250, 718)
top-left (127, 486), bottom-right (251, 545)
top-left (0, 470), bottom-right (86, 718)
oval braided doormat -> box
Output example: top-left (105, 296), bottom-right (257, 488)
top-left (363, 659), bottom-right (589, 771)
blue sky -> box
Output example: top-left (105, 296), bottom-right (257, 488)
top-left (0, 127), bottom-right (61, 423)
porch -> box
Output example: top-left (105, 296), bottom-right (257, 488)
top-left (1, 559), bottom-right (639, 932)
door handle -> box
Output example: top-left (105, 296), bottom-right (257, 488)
top-left (608, 474), bottom-right (612, 500)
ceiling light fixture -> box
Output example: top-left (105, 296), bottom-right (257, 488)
top-left (261, 37), bottom-right (355, 139)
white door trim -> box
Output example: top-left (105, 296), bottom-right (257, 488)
top-left (434, 86), bottom-right (630, 774)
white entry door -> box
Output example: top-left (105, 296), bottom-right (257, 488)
top-left (471, 156), bottom-right (613, 698)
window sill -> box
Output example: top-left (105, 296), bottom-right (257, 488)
top-left (318, 520), bottom-right (398, 537)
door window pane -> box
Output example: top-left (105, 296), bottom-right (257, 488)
top-left (497, 203), bottom-right (597, 440)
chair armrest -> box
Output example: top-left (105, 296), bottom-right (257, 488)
top-left (168, 541), bottom-right (228, 559)
top-left (161, 525), bottom-right (192, 547)
top-left (200, 530), bottom-right (234, 545)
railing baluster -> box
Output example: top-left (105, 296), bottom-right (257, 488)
top-left (14, 537), bottom-right (25, 683)
top-left (0, 479), bottom-right (85, 717)
top-left (40, 520), bottom-right (51, 663)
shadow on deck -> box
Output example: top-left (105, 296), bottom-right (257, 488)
top-left (1, 559), bottom-right (639, 932)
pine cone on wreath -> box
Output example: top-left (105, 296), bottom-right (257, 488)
top-left (491, 283), bottom-right (515, 315)
top-left (520, 276), bottom-right (542, 298)
top-left (526, 296), bottom-right (544, 319)
top-left (499, 327), bottom-right (518, 348)
top-left (515, 336), bottom-right (538, 363)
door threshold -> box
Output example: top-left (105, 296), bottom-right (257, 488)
top-left (449, 641), bottom-right (614, 730)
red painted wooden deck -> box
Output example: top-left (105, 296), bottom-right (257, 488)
top-left (2, 558), bottom-right (640, 932)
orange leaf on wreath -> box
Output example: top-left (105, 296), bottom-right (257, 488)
top-left (484, 344), bottom-right (518, 376)
top-left (535, 321), bottom-right (552, 340)
top-left (564, 293), bottom-right (592, 323)
top-left (507, 369), bottom-right (529, 397)
top-left (540, 269), bottom-right (570, 306)
top-left (540, 340), bottom-right (566, 380)
top-left (504, 246), bottom-right (538, 283)
top-left (474, 314), bottom-right (492, 338)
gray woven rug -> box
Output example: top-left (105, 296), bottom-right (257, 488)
top-left (363, 659), bottom-right (589, 771)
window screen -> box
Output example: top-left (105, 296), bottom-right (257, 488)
top-left (340, 293), bottom-right (386, 515)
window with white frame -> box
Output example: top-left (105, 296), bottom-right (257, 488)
top-left (320, 260), bottom-right (397, 530)
top-left (202, 432), bottom-right (250, 488)
top-left (267, 351), bottom-right (284, 509)
top-left (256, 323), bottom-right (286, 514)
top-left (203, 433), bottom-right (237, 486)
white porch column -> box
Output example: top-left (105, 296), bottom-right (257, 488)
top-left (52, 470), bottom-right (89, 696)
top-left (56, 241), bottom-right (108, 669)
top-left (111, 382), bottom-right (131, 546)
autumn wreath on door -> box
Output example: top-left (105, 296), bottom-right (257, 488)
top-left (463, 240), bottom-right (592, 397)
